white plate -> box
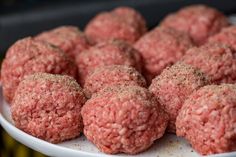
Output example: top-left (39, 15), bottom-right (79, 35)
top-left (0, 89), bottom-right (236, 157)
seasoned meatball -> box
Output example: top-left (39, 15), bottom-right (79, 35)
top-left (76, 39), bottom-right (142, 85)
top-left (161, 5), bottom-right (229, 45)
top-left (35, 26), bottom-right (91, 60)
top-left (181, 42), bottom-right (236, 84)
top-left (176, 84), bottom-right (236, 155)
top-left (149, 62), bottom-right (209, 132)
top-left (134, 27), bottom-right (193, 82)
top-left (85, 6), bottom-right (147, 44)
top-left (11, 73), bottom-right (86, 143)
top-left (84, 65), bottom-right (146, 97)
top-left (82, 85), bottom-right (168, 154)
top-left (1, 37), bottom-right (77, 103)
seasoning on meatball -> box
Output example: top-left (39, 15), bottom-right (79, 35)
top-left (84, 65), bottom-right (146, 98)
top-left (81, 85), bottom-right (168, 154)
top-left (1, 37), bottom-right (78, 103)
top-left (181, 42), bottom-right (236, 84)
top-left (176, 84), bottom-right (236, 155)
top-left (11, 73), bottom-right (86, 143)
top-left (85, 6), bottom-right (147, 44)
top-left (149, 62), bottom-right (210, 133)
top-left (35, 26), bottom-right (91, 59)
top-left (161, 5), bottom-right (229, 45)
top-left (134, 27), bottom-right (193, 82)
top-left (76, 39), bottom-right (142, 85)
top-left (208, 26), bottom-right (236, 50)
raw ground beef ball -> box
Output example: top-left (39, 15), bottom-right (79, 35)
top-left (84, 65), bottom-right (146, 98)
top-left (1, 37), bottom-right (77, 103)
top-left (11, 73), bottom-right (86, 143)
top-left (81, 85), bottom-right (168, 154)
top-left (181, 42), bottom-right (236, 84)
top-left (149, 62), bottom-right (210, 133)
top-left (112, 7), bottom-right (147, 36)
top-left (208, 26), bottom-right (236, 50)
top-left (134, 27), bottom-right (193, 82)
top-left (35, 26), bottom-right (91, 59)
top-left (161, 5), bottom-right (229, 45)
top-left (76, 39), bottom-right (142, 85)
top-left (176, 84), bottom-right (236, 155)
top-left (85, 6), bottom-right (147, 44)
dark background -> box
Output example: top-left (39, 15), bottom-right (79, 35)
top-left (1, 0), bottom-right (236, 54)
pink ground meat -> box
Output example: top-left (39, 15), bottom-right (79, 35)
top-left (35, 26), bottom-right (91, 60)
top-left (208, 26), bottom-right (236, 50)
top-left (161, 5), bottom-right (229, 45)
top-left (176, 84), bottom-right (236, 155)
top-left (112, 7), bottom-right (147, 36)
top-left (84, 65), bottom-right (146, 98)
top-left (181, 42), bottom-right (236, 84)
top-left (81, 85), bottom-right (168, 154)
top-left (134, 27), bottom-right (193, 82)
top-left (11, 73), bottom-right (86, 143)
top-left (76, 39), bottom-right (142, 85)
top-left (85, 6), bottom-right (147, 44)
top-left (149, 62), bottom-right (210, 133)
top-left (1, 37), bottom-right (78, 103)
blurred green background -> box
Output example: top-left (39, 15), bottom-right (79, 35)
top-left (1, 129), bottom-right (46, 157)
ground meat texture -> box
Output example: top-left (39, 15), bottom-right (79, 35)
top-left (76, 39), bottom-right (142, 86)
top-left (1, 37), bottom-right (78, 103)
top-left (208, 26), bottom-right (236, 50)
top-left (134, 27), bottom-right (193, 82)
top-left (11, 73), bottom-right (86, 143)
top-left (35, 26), bottom-right (91, 59)
top-left (176, 84), bottom-right (236, 155)
top-left (85, 6), bottom-right (147, 44)
top-left (112, 7), bottom-right (147, 36)
top-left (149, 62), bottom-right (210, 133)
top-left (81, 85), bottom-right (168, 154)
top-left (84, 65), bottom-right (146, 98)
top-left (181, 42), bottom-right (236, 84)
top-left (161, 5), bottom-right (229, 45)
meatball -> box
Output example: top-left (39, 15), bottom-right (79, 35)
top-left (81, 85), bottom-right (168, 154)
top-left (181, 42), bottom-right (236, 84)
top-left (112, 7), bottom-right (147, 36)
top-left (134, 27), bottom-right (193, 82)
top-left (85, 6), bottom-right (147, 44)
top-left (208, 26), bottom-right (236, 50)
top-left (11, 73), bottom-right (86, 143)
top-left (161, 5), bottom-right (229, 45)
top-left (84, 65), bottom-right (146, 98)
top-left (149, 62), bottom-right (210, 133)
top-left (1, 37), bottom-right (77, 103)
top-left (176, 84), bottom-right (236, 155)
top-left (35, 26), bottom-right (91, 59)
top-left (76, 39), bottom-right (142, 85)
